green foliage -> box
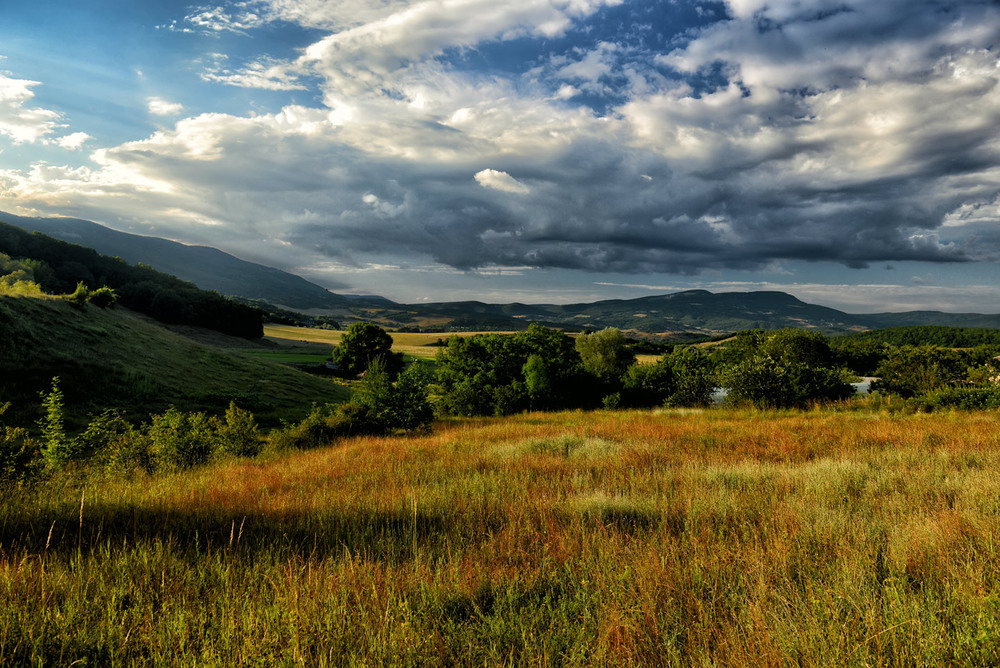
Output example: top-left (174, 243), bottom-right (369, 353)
top-left (830, 337), bottom-right (888, 375)
top-left (621, 359), bottom-right (675, 408)
top-left (65, 281), bottom-right (90, 305)
top-left (722, 354), bottom-right (854, 408)
top-left (82, 410), bottom-right (151, 473)
top-left (86, 285), bottom-right (117, 308)
top-left (0, 402), bottom-right (39, 482)
top-left (332, 322), bottom-right (403, 377)
top-left (0, 253), bottom-right (45, 297)
top-left (269, 402), bottom-right (382, 451)
top-left (38, 377), bottom-right (80, 469)
top-left (388, 362), bottom-right (434, 432)
top-left (872, 346), bottom-right (968, 398)
top-left (664, 347), bottom-right (717, 407)
top-left (354, 359), bottom-right (434, 433)
top-left (0, 222), bottom-right (263, 337)
top-left (214, 402), bottom-right (263, 458)
top-left (575, 328), bottom-right (636, 384)
top-left (912, 386), bottom-right (1000, 411)
top-left (435, 324), bottom-right (592, 416)
top-left (717, 329), bottom-right (853, 408)
top-left (522, 354), bottom-right (552, 408)
top-left (147, 408), bottom-right (218, 471)
top-left (837, 325), bottom-right (1000, 348)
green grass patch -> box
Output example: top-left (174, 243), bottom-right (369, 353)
top-left (0, 296), bottom-right (350, 427)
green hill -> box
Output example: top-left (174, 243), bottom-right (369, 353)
top-left (0, 295), bottom-right (350, 428)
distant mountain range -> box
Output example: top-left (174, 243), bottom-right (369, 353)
top-left (5, 211), bottom-right (1000, 336)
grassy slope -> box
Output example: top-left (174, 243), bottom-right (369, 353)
top-left (0, 296), bottom-right (350, 426)
top-left (4, 409), bottom-right (1000, 665)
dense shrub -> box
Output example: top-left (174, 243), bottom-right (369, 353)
top-left (147, 408), bottom-right (218, 471)
top-left (871, 346), bottom-right (968, 398)
top-left (87, 286), bottom-right (117, 308)
top-left (214, 402), bottom-right (263, 457)
top-left (38, 377), bottom-right (81, 469)
top-left (0, 403), bottom-right (39, 482)
top-left (268, 402), bottom-right (382, 451)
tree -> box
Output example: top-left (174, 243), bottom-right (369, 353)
top-left (871, 346), bottom-right (967, 398)
top-left (575, 328), bottom-right (636, 384)
top-left (331, 322), bottom-right (403, 378)
top-left (664, 347), bottom-right (717, 407)
top-left (717, 329), bottom-right (853, 408)
top-left (435, 325), bottom-right (594, 416)
top-left (722, 354), bottom-right (853, 408)
top-left (523, 354), bottom-right (552, 410)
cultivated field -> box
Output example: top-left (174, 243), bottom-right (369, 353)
top-left (263, 325), bottom-right (519, 361)
top-left (3, 408), bottom-right (1000, 665)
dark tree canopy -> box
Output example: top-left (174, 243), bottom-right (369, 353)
top-left (331, 322), bottom-right (403, 378)
top-left (0, 222), bottom-right (263, 338)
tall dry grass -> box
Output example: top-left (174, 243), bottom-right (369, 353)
top-left (3, 408), bottom-right (1000, 665)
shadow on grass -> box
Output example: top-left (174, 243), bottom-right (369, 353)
top-left (0, 500), bottom-right (483, 565)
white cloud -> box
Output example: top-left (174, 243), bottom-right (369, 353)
top-left (200, 57), bottom-right (307, 90)
top-left (0, 74), bottom-right (63, 144)
top-left (51, 132), bottom-right (92, 150)
top-left (147, 97), bottom-right (184, 116)
top-left (474, 169), bottom-right (531, 194)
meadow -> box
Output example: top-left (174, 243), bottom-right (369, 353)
top-left (3, 408), bottom-right (1000, 665)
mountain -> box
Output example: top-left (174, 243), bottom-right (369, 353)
top-left (4, 212), bottom-right (1000, 335)
top-left (0, 212), bottom-right (375, 311)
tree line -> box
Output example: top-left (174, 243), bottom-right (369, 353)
top-left (0, 222), bottom-right (263, 338)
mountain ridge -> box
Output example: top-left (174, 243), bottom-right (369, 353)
top-left (4, 211), bottom-right (999, 335)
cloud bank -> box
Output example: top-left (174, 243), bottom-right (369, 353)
top-left (2, 0), bottom-right (1000, 298)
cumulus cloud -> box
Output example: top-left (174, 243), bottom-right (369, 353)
top-left (3, 0), bottom-right (1000, 296)
top-left (51, 132), bottom-right (92, 150)
top-left (147, 97), bottom-right (184, 116)
top-left (0, 74), bottom-right (63, 144)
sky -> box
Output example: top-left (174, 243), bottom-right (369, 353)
top-left (1, 0), bottom-right (1000, 313)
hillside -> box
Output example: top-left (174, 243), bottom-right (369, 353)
top-left (0, 212), bottom-right (391, 311)
top-left (0, 295), bottom-right (349, 427)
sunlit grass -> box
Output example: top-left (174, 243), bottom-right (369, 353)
top-left (4, 409), bottom-right (1000, 664)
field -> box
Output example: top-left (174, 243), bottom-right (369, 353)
top-left (262, 325), bottom-right (515, 362)
top-left (4, 408), bottom-right (1000, 665)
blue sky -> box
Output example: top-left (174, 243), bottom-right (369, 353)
top-left (1, 0), bottom-right (1000, 312)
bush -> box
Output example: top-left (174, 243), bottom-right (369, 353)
top-left (0, 403), bottom-right (39, 483)
top-left (87, 286), bottom-right (117, 308)
top-left (147, 408), bottom-right (218, 470)
top-left (269, 402), bottom-right (383, 451)
top-left (65, 281), bottom-right (90, 305)
top-left (214, 402), bottom-right (263, 457)
top-left (914, 386), bottom-right (1000, 411)
top-left (83, 410), bottom-right (152, 473)
top-left (38, 377), bottom-right (81, 470)
top-left (358, 360), bottom-right (433, 432)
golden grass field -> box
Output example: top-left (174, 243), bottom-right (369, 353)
top-left (4, 408), bottom-right (1000, 665)
top-left (263, 325), bottom-right (521, 361)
